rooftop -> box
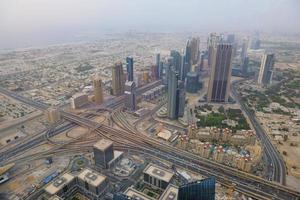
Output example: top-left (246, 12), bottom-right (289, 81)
top-left (93, 138), bottom-right (113, 151)
top-left (143, 163), bottom-right (174, 183)
top-left (159, 184), bottom-right (178, 200)
top-left (78, 168), bottom-right (107, 188)
top-left (45, 173), bottom-right (75, 195)
top-left (124, 187), bottom-right (156, 200)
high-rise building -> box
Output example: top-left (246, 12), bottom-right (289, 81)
top-left (242, 56), bottom-right (249, 77)
top-left (167, 67), bottom-right (178, 119)
top-left (227, 34), bottom-right (235, 44)
top-left (167, 67), bottom-right (185, 119)
top-left (185, 37), bottom-right (200, 66)
top-left (207, 33), bottom-right (222, 68)
top-left (124, 81), bottom-right (137, 111)
top-left (178, 177), bottom-right (216, 200)
top-left (126, 57), bottom-right (134, 81)
top-left (151, 64), bottom-right (159, 80)
top-left (156, 53), bottom-right (162, 79)
top-left (112, 62), bottom-right (125, 96)
top-left (170, 50), bottom-right (183, 80)
top-left (207, 43), bottom-right (233, 103)
top-left (92, 75), bottom-right (103, 104)
top-left (186, 72), bottom-right (201, 93)
top-left (250, 32), bottom-right (260, 50)
top-left (240, 38), bottom-right (248, 62)
top-left (93, 139), bottom-right (114, 169)
top-left (257, 53), bottom-right (274, 85)
top-left (177, 80), bottom-right (185, 117)
top-left (45, 107), bottom-right (61, 123)
top-left (70, 93), bottom-right (88, 109)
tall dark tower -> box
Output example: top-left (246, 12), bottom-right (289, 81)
top-left (207, 43), bottom-right (233, 103)
top-left (126, 57), bottom-right (134, 81)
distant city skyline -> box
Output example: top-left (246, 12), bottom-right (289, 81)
top-left (1, 0), bottom-right (300, 49)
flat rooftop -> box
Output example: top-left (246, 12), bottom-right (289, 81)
top-left (159, 184), bottom-right (178, 200)
top-left (78, 168), bottom-right (107, 188)
top-left (45, 173), bottom-right (75, 195)
top-left (124, 187), bottom-right (156, 200)
top-left (48, 195), bottom-right (63, 200)
top-left (143, 163), bottom-right (174, 183)
top-left (93, 138), bottom-right (113, 151)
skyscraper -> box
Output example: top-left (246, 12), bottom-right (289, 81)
top-left (242, 56), bottom-right (249, 77)
top-left (167, 67), bottom-right (185, 119)
top-left (207, 43), bottom-right (233, 103)
top-left (170, 50), bottom-right (183, 80)
top-left (257, 53), bottom-right (274, 85)
top-left (207, 33), bottom-right (222, 68)
top-left (185, 37), bottom-right (200, 66)
top-left (93, 139), bottom-right (114, 169)
top-left (240, 38), bottom-right (248, 62)
top-left (178, 177), bottom-right (216, 200)
top-left (227, 34), bottom-right (235, 44)
top-left (151, 64), bottom-right (158, 80)
top-left (156, 53), bottom-right (162, 79)
top-left (177, 80), bottom-right (185, 117)
top-left (112, 62), bottom-right (125, 96)
top-left (167, 67), bottom-right (178, 119)
top-left (126, 57), bottom-right (134, 81)
top-left (92, 75), bottom-right (103, 104)
top-left (124, 81), bottom-right (137, 111)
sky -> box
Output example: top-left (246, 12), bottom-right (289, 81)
top-left (0, 0), bottom-right (299, 49)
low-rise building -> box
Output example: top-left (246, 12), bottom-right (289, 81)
top-left (143, 163), bottom-right (174, 190)
top-left (44, 172), bottom-right (76, 198)
top-left (77, 168), bottom-right (108, 196)
top-left (159, 184), bottom-right (178, 200)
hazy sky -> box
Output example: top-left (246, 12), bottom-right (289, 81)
top-left (1, 0), bottom-right (299, 49)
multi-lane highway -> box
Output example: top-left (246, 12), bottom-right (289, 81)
top-left (231, 79), bottom-right (286, 185)
top-left (0, 80), bottom-right (299, 200)
top-left (63, 111), bottom-right (300, 200)
top-left (0, 80), bottom-right (162, 163)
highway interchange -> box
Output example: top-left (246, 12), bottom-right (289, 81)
top-left (0, 79), bottom-right (300, 200)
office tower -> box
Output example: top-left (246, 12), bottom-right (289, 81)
top-left (241, 38), bottom-right (248, 62)
top-left (45, 107), bottom-right (61, 123)
top-left (167, 67), bottom-right (185, 119)
top-left (250, 32), bottom-right (260, 49)
top-left (227, 34), bottom-right (235, 44)
top-left (70, 93), bottom-right (88, 109)
top-left (112, 62), bottom-right (125, 96)
top-left (93, 139), bottom-right (114, 169)
top-left (207, 43), bottom-right (233, 103)
top-left (186, 72), bottom-right (200, 93)
top-left (185, 40), bottom-right (192, 65)
top-left (167, 67), bottom-right (179, 119)
top-left (124, 81), bottom-right (137, 111)
top-left (257, 53), bottom-right (274, 85)
top-left (170, 50), bottom-right (183, 79)
top-left (156, 53), bottom-right (163, 79)
top-left (207, 33), bottom-right (222, 67)
top-left (151, 64), bottom-right (158, 80)
top-left (191, 37), bottom-right (200, 65)
top-left (126, 57), bottom-right (134, 81)
top-left (92, 75), bottom-right (103, 104)
top-left (242, 57), bottom-right (249, 76)
top-left (199, 52), bottom-right (205, 71)
top-left (177, 80), bottom-right (185, 117)
top-left (178, 177), bottom-right (216, 200)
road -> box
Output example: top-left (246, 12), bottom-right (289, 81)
top-left (0, 80), bottom-right (162, 163)
top-left (231, 79), bottom-right (286, 185)
top-left (0, 80), bottom-right (299, 200)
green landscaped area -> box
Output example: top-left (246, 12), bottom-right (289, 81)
top-left (195, 105), bottom-right (250, 133)
top-left (241, 69), bottom-right (300, 114)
